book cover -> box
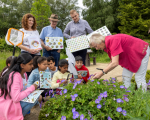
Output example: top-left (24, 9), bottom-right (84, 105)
top-left (40, 71), bottom-right (52, 88)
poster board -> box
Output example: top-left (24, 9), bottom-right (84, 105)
top-left (45, 37), bottom-right (63, 49)
top-left (28, 36), bottom-right (42, 50)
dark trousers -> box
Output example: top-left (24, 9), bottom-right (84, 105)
top-left (21, 51), bottom-right (41, 77)
top-left (72, 49), bottom-right (87, 65)
top-left (43, 49), bottom-right (60, 67)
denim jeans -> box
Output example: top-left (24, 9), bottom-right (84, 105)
top-left (43, 49), bottom-right (60, 66)
top-left (20, 100), bottom-right (38, 116)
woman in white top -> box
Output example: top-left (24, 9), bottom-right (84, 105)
top-left (18, 13), bottom-right (41, 57)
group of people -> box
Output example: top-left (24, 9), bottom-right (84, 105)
top-left (0, 8), bottom-right (150, 120)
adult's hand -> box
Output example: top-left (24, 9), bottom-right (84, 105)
top-left (28, 49), bottom-right (39, 54)
top-left (93, 72), bottom-right (103, 79)
top-left (71, 36), bottom-right (76, 39)
top-left (45, 46), bottom-right (52, 51)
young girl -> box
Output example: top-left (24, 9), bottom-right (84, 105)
top-left (27, 56), bottom-right (49, 100)
top-left (0, 56), bottom-right (12, 77)
top-left (51, 59), bottom-right (73, 89)
top-left (0, 53), bottom-right (38, 120)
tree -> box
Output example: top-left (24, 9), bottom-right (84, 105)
top-left (46, 0), bottom-right (80, 31)
top-left (118, 0), bottom-right (150, 39)
top-left (30, 0), bottom-right (52, 32)
top-left (82, 0), bottom-right (121, 33)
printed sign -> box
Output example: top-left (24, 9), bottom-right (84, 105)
top-left (87, 26), bottom-right (111, 41)
top-left (66, 35), bottom-right (89, 52)
top-left (45, 37), bottom-right (63, 49)
top-left (21, 90), bottom-right (43, 103)
top-left (28, 36), bottom-right (42, 50)
top-left (40, 71), bottom-right (52, 88)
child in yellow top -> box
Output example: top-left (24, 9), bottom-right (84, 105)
top-left (51, 59), bottom-right (72, 89)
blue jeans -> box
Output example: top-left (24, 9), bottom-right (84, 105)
top-left (20, 100), bottom-right (38, 116)
top-left (43, 49), bottom-right (60, 66)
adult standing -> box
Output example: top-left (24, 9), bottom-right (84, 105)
top-left (63, 9), bottom-right (93, 65)
top-left (40, 14), bottom-right (63, 66)
top-left (18, 13), bottom-right (41, 58)
top-left (90, 33), bottom-right (149, 90)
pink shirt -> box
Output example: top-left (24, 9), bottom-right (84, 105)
top-left (104, 34), bottom-right (149, 73)
top-left (0, 72), bottom-right (35, 120)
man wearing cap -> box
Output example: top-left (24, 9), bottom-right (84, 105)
top-left (40, 14), bottom-right (63, 66)
top-left (63, 9), bottom-right (93, 65)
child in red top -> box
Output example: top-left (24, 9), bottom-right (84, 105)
top-left (75, 56), bottom-right (90, 83)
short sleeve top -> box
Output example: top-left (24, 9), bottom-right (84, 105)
top-left (20, 28), bottom-right (41, 55)
top-left (104, 34), bottom-right (149, 72)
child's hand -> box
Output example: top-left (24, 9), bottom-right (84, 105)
top-left (33, 84), bottom-right (38, 90)
top-left (62, 80), bottom-right (68, 84)
top-left (70, 78), bottom-right (74, 82)
top-left (78, 74), bottom-right (82, 79)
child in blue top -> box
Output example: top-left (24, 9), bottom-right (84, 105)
top-left (27, 56), bottom-right (49, 101)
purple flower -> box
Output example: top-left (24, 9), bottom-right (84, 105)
top-left (122, 110), bottom-right (127, 116)
top-left (116, 107), bottom-right (122, 112)
top-left (45, 92), bottom-right (48, 98)
top-left (52, 93), bottom-right (54, 98)
top-left (103, 101), bottom-right (106, 105)
top-left (84, 119), bottom-right (88, 120)
top-left (97, 81), bottom-right (100, 84)
top-left (100, 93), bottom-right (104, 98)
top-left (103, 91), bottom-right (107, 98)
top-left (77, 80), bottom-right (81, 84)
top-left (73, 111), bottom-right (79, 119)
top-left (88, 77), bottom-right (91, 80)
top-left (49, 90), bottom-right (51, 96)
top-left (108, 116), bottom-right (112, 120)
top-left (112, 78), bottom-right (116, 81)
top-left (91, 80), bottom-right (94, 82)
top-left (123, 95), bottom-right (128, 97)
top-left (124, 87), bottom-right (127, 89)
top-left (108, 84), bottom-right (110, 85)
top-left (72, 108), bottom-right (76, 113)
top-left (63, 89), bottom-right (67, 94)
top-left (61, 79), bottom-right (65, 83)
top-left (97, 104), bottom-right (102, 109)
top-left (124, 97), bottom-right (129, 102)
top-left (74, 94), bottom-right (78, 98)
top-left (71, 95), bottom-right (76, 101)
top-left (88, 110), bottom-right (93, 118)
top-left (126, 90), bottom-right (131, 92)
top-left (112, 81), bottom-right (115, 83)
top-left (40, 101), bottom-right (42, 108)
top-left (45, 114), bottom-right (49, 117)
top-left (113, 85), bottom-right (116, 87)
top-left (116, 98), bottom-right (122, 103)
top-left (60, 91), bottom-right (62, 95)
top-left (80, 114), bottom-right (84, 120)
top-left (120, 85), bottom-right (125, 89)
top-left (98, 96), bottom-right (102, 101)
top-left (61, 116), bottom-right (66, 120)
top-left (73, 84), bottom-right (77, 89)
top-left (95, 99), bottom-right (100, 104)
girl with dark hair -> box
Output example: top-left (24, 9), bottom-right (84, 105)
top-left (51, 59), bottom-right (73, 89)
top-left (27, 56), bottom-right (49, 101)
top-left (0, 53), bottom-right (38, 120)
top-left (0, 56), bottom-right (12, 77)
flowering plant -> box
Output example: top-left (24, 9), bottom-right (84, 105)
top-left (39, 77), bottom-right (150, 120)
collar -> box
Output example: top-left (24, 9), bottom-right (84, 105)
top-left (73, 18), bottom-right (81, 23)
top-left (50, 25), bottom-right (57, 30)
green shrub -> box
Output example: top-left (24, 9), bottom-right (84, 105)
top-left (39, 78), bottom-right (150, 120)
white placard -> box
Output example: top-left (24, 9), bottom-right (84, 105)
top-left (87, 26), bottom-right (111, 41)
top-left (66, 35), bottom-right (89, 53)
top-left (45, 37), bottom-right (63, 49)
top-left (28, 36), bottom-right (42, 50)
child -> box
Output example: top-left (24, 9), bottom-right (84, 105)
top-left (51, 59), bottom-right (73, 89)
top-left (0, 53), bottom-right (38, 119)
top-left (27, 56), bottom-right (49, 100)
top-left (47, 56), bottom-right (58, 78)
top-left (0, 56), bottom-right (12, 77)
top-left (75, 56), bottom-right (90, 83)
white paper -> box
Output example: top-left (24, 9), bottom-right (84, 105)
top-left (66, 35), bottom-right (89, 53)
top-left (45, 37), bottom-right (63, 49)
top-left (87, 26), bottom-right (111, 41)
top-left (21, 90), bottom-right (43, 103)
top-left (28, 36), bottom-right (42, 50)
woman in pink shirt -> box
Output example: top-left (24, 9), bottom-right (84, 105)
top-left (89, 33), bottom-right (149, 90)
top-left (0, 53), bottom-right (38, 120)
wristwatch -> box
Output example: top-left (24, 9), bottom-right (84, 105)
top-left (96, 68), bottom-right (106, 75)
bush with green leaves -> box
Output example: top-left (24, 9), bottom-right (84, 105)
top-left (39, 77), bottom-right (150, 120)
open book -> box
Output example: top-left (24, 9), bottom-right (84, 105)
top-left (21, 90), bottom-right (44, 103)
